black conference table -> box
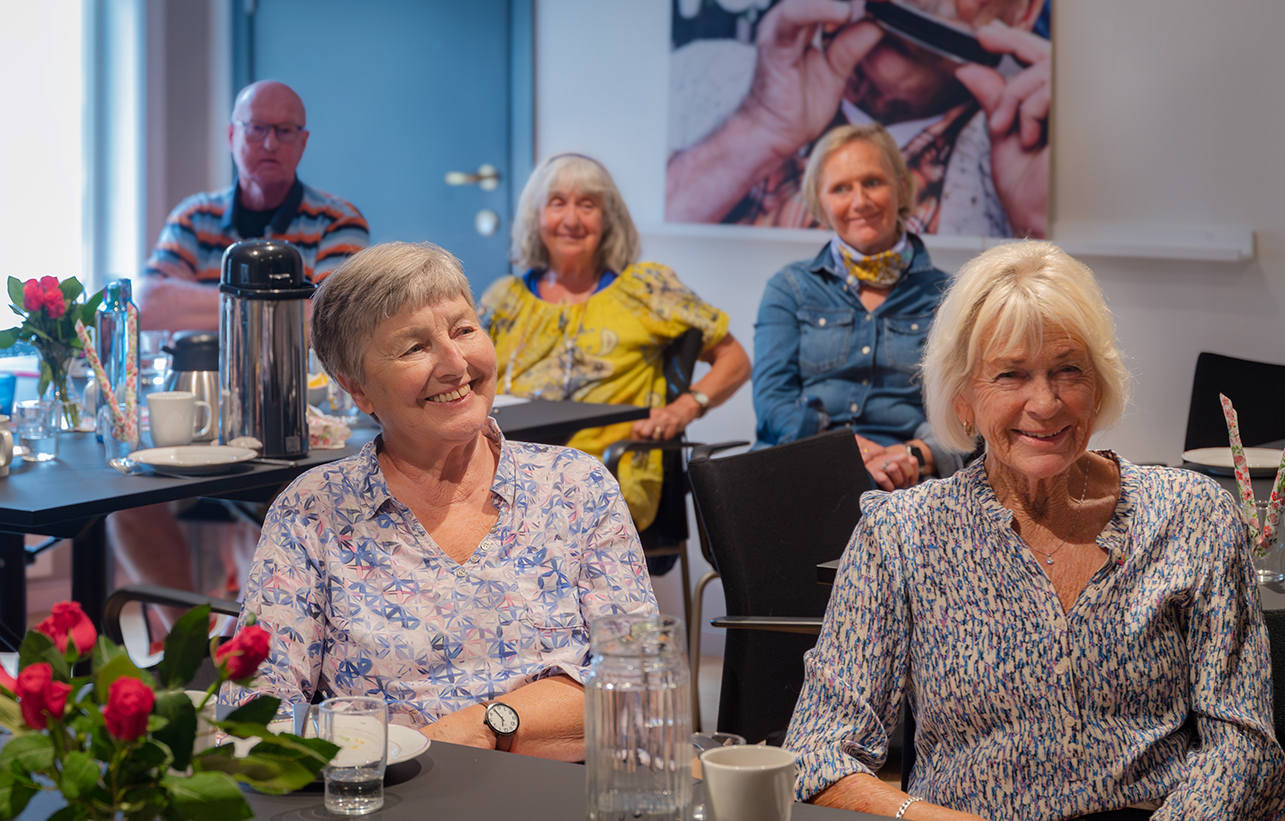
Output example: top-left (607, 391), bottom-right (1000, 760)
top-left (15, 739), bottom-right (889, 820)
top-left (0, 399), bottom-right (648, 647)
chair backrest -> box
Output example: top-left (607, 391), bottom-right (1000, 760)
top-left (1184, 352), bottom-right (1285, 451)
top-left (688, 429), bottom-right (872, 743)
top-left (645, 328), bottom-right (707, 550)
top-left (1265, 609), bottom-right (1285, 744)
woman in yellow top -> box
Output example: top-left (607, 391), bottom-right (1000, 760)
top-left (480, 154), bottom-right (750, 531)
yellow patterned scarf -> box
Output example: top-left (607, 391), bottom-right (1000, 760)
top-left (831, 235), bottom-right (912, 289)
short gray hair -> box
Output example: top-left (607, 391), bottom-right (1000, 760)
top-left (310, 242), bottom-right (474, 384)
top-left (510, 154), bottom-right (641, 273)
top-left (922, 241), bottom-right (1132, 453)
top-left (802, 124), bottom-right (915, 233)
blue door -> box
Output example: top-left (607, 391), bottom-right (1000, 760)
top-left (238, 0), bottom-right (531, 292)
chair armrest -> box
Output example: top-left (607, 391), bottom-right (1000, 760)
top-left (603, 438), bottom-right (705, 477)
top-left (709, 615), bottom-right (823, 635)
top-left (102, 584), bottom-right (241, 644)
top-left (689, 441), bottom-right (752, 464)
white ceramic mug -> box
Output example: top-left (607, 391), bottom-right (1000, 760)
top-left (700, 745), bottom-right (797, 821)
top-left (147, 391), bottom-right (213, 448)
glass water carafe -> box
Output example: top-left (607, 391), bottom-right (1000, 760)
top-left (585, 614), bottom-right (692, 821)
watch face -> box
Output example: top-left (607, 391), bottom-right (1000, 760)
top-left (487, 703), bottom-right (519, 734)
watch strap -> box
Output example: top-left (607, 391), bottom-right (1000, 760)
top-left (688, 390), bottom-right (711, 418)
top-left (484, 702), bottom-right (518, 752)
top-left (907, 444), bottom-right (926, 468)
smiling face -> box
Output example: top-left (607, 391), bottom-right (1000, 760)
top-left (819, 139), bottom-right (904, 255)
top-left (538, 186), bottom-right (605, 274)
top-left (343, 296), bottom-right (497, 450)
top-left (957, 325), bottom-right (1100, 486)
top-left (227, 82), bottom-right (309, 193)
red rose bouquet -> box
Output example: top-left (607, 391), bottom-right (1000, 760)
top-left (0, 601), bottom-right (338, 821)
top-left (0, 276), bottom-right (103, 429)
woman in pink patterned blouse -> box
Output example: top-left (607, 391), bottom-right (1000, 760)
top-left (222, 242), bottom-right (657, 761)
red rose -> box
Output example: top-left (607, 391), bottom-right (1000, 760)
top-left (36, 601), bottom-right (97, 656)
top-left (214, 624), bottom-right (271, 680)
top-left (103, 676), bottom-right (154, 741)
top-left (15, 663), bottom-right (72, 730)
top-left (37, 277), bottom-right (65, 318)
top-left (22, 279), bottom-right (42, 313)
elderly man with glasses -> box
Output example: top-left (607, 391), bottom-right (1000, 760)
top-left (115, 81), bottom-right (369, 641)
top-left (139, 80), bottom-right (369, 331)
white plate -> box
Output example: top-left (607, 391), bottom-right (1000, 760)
top-left (264, 720), bottom-right (430, 766)
top-left (129, 445), bottom-right (258, 476)
top-left (1183, 446), bottom-right (1284, 477)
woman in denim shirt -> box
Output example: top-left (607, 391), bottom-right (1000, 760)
top-left (753, 124), bottom-right (965, 488)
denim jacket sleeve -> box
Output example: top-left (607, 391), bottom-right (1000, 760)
top-left (753, 270), bottom-right (827, 445)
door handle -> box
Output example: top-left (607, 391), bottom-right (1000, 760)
top-left (444, 163), bottom-right (500, 191)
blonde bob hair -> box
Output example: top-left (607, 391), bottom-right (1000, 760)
top-left (922, 241), bottom-right (1132, 453)
top-left (801, 124), bottom-right (916, 234)
top-left (510, 154), bottom-right (641, 274)
top-left (311, 241), bottom-right (474, 384)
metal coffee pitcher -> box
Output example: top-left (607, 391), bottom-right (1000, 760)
top-left (219, 239), bottom-right (314, 458)
top-left (162, 331), bottom-right (219, 443)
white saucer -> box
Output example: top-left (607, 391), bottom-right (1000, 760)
top-left (1182, 446), bottom-right (1284, 478)
top-left (264, 720), bottom-right (430, 766)
top-left (129, 445), bottom-right (258, 476)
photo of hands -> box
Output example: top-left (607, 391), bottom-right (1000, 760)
top-left (666, 0), bottom-right (1051, 239)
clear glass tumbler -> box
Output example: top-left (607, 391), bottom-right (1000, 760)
top-left (585, 614), bottom-right (692, 821)
top-left (15, 400), bottom-right (58, 462)
top-left (320, 696), bottom-right (388, 816)
top-left (1252, 500), bottom-right (1283, 584)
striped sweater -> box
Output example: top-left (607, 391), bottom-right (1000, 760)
top-left (145, 179), bottom-right (369, 283)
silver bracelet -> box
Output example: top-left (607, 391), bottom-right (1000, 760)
top-left (895, 796), bottom-right (923, 818)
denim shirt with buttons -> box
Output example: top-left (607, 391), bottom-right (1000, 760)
top-left (752, 234), bottom-right (949, 450)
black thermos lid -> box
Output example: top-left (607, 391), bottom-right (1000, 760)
top-left (219, 239), bottom-right (316, 300)
top-left (163, 331), bottom-right (220, 372)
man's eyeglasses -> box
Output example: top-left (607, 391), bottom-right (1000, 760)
top-left (234, 120), bottom-right (306, 144)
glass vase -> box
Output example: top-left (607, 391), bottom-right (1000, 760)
top-left (40, 353), bottom-right (87, 432)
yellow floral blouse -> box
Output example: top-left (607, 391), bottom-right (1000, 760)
top-left (479, 262), bottom-right (729, 529)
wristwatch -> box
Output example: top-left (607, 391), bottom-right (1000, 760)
top-left (688, 390), bottom-right (711, 417)
top-left (483, 702), bottom-right (519, 752)
top-left (906, 444), bottom-right (926, 468)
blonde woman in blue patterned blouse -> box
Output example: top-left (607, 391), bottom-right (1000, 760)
top-left (785, 241), bottom-right (1283, 819)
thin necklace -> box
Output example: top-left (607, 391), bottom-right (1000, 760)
top-left (1028, 464), bottom-right (1089, 566)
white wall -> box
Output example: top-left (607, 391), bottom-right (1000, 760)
top-left (535, 0), bottom-right (1285, 635)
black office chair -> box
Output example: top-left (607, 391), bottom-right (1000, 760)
top-left (687, 429), bottom-right (872, 744)
top-left (603, 328), bottom-right (747, 630)
top-left (1184, 352), bottom-right (1285, 451)
top-left (103, 584), bottom-right (241, 688)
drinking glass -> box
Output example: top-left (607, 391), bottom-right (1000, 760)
top-left (99, 402), bottom-right (140, 465)
top-left (1252, 500), bottom-right (1283, 584)
top-left (320, 696), bottom-right (388, 816)
top-left (15, 400), bottom-right (58, 462)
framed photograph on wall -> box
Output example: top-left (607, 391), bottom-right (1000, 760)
top-left (666, 0), bottom-right (1052, 239)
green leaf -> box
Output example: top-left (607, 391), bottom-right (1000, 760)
top-left (92, 653), bottom-right (146, 702)
top-left (0, 733), bottom-right (55, 773)
top-left (244, 734), bottom-right (338, 769)
top-left (6, 278), bottom-right (24, 311)
top-left (0, 695), bottom-right (27, 735)
top-left (196, 749), bottom-right (323, 795)
top-left (117, 739), bottom-right (172, 787)
top-left (0, 769), bottom-right (39, 819)
top-left (157, 605), bottom-right (212, 689)
top-left (160, 771), bottom-right (253, 821)
top-left (57, 751), bottom-right (99, 802)
top-left (17, 630), bottom-right (69, 681)
top-left (58, 278), bottom-right (83, 304)
top-left (152, 690), bottom-right (198, 772)
top-left (0, 328), bottom-right (19, 349)
top-left (90, 635), bottom-right (129, 674)
top-left (47, 806), bottom-right (87, 821)
top-left (221, 696), bottom-right (279, 727)
top-left (83, 289), bottom-right (103, 316)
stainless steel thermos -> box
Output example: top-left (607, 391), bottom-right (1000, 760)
top-left (162, 331), bottom-right (219, 443)
top-left (219, 239), bottom-right (313, 458)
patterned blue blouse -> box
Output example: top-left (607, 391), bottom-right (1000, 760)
top-left (785, 453), bottom-right (1284, 819)
top-left (221, 420), bottom-right (658, 725)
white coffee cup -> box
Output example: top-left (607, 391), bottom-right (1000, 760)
top-left (700, 745), bottom-right (797, 821)
top-left (147, 391), bottom-right (213, 448)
